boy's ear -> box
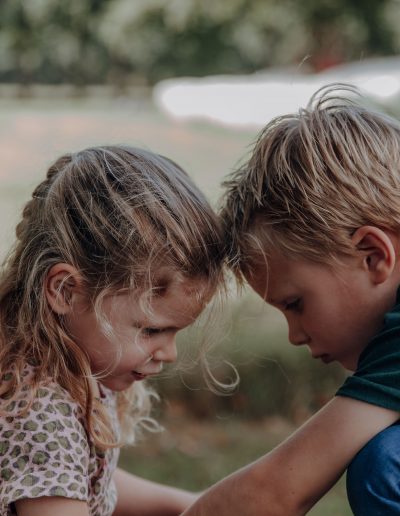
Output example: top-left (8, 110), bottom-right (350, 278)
top-left (351, 226), bottom-right (396, 284)
top-left (45, 263), bottom-right (83, 314)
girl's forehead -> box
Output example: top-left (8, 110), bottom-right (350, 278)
top-left (112, 272), bottom-right (214, 303)
top-left (165, 275), bottom-right (215, 305)
top-left (101, 276), bottom-right (212, 329)
top-left (127, 273), bottom-right (214, 311)
top-left (151, 265), bottom-right (214, 294)
top-left (139, 276), bottom-right (214, 327)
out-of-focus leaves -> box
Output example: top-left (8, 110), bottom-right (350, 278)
top-left (0, 0), bottom-right (399, 85)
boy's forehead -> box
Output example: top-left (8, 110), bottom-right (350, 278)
top-left (246, 252), bottom-right (292, 300)
top-left (247, 248), bottom-right (292, 280)
top-left (246, 250), bottom-right (339, 301)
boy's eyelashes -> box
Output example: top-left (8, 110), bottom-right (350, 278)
top-left (283, 298), bottom-right (302, 311)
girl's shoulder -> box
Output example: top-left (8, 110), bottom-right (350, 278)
top-left (0, 364), bottom-right (90, 470)
top-left (0, 364), bottom-right (108, 514)
top-left (0, 363), bottom-right (84, 420)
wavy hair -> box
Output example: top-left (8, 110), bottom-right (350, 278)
top-left (0, 145), bottom-right (225, 449)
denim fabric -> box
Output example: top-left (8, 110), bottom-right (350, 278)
top-left (347, 422), bottom-right (400, 515)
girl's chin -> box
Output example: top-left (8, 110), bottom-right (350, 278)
top-left (100, 374), bottom-right (137, 392)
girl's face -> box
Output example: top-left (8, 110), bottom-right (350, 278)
top-left (66, 277), bottom-right (211, 391)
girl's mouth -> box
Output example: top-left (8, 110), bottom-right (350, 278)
top-left (131, 371), bottom-right (147, 381)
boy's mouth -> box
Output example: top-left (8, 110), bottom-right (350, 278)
top-left (314, 353), bottom-right (332, 364)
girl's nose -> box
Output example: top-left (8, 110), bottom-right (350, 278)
top-left (153, 337), bottom-right (178, 363)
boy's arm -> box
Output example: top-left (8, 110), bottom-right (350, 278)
top-left (182, 396), bottom-right (399, 516)
top-left (113, 467), bottom-right (199, 516)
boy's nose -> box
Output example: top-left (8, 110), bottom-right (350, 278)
top-left (153, 337), bottom-right (178, 363)
top-left (288, 324), bottom-right (309, 347)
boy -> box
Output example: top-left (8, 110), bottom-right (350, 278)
top-left (183, 85), bottom-right (400, 515)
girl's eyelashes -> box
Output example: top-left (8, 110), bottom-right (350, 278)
top-left (141, 327), bottom-right (163, 337)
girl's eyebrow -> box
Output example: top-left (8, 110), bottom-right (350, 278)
top-left (132, 318), bottom-right (152, 328)
top-left (132, 319), bottom-right (178, 331)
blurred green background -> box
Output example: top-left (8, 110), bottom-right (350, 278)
top-left (1, 0), bottom-right (400, 86)
top-left (2, 1), bottom-right (400, 514)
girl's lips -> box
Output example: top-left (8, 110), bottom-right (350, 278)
top-left (131, 363), bottom-right (163, 380)
top-left (131, 371), bottom-right (147, 381)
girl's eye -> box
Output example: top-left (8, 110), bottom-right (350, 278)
top-left (142, 327), bottom-right (162, 337)
top-left (285, 299), bottom-right (301, 311)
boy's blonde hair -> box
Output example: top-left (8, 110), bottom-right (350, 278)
top-left (0, 145), bottom-right (224, 449)
top-left (221, 84), bottom-right (400, 278)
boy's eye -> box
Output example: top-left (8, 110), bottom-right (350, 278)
top-left (142, 327), bottom-right (162, 337)
top-left (285, 299), bottom-right (301, 311)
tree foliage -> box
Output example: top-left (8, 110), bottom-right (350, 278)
top-left (0, 0), bottom-right (399, 85)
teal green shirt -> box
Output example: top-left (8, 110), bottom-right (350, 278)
top-left (337, 288), bottom-right (400, 411)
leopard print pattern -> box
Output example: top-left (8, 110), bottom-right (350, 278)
top-left (0, 367), bottom-right (120, 515)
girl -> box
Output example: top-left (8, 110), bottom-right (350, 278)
top-left (0, 146), bottom-right (224, 515)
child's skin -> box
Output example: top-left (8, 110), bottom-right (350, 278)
top-left (182, 227), bottom-right (400, 515)
top-left (15, 265), bottom-right (207, 515)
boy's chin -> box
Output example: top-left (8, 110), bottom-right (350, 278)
top-left (337, 357), bottom-right (358, 372)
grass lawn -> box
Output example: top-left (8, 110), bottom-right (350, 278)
top-left (0, 94), bottom-right (351, 514)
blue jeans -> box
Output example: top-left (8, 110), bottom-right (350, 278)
top-left (347, 422), bottom-right (400, 515)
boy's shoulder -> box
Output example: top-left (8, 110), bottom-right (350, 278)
top-left (337, 289), bottom-right (400, 411)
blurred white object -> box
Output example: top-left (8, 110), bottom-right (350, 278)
top-left (153, 57), bottom-right (400, 129)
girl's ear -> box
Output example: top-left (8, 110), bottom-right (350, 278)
top-left (45, 263), bottom-right (83, 314)
top-left (351, 226), bottom-right (396, 284)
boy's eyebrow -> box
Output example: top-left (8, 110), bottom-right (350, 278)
top-left (266, 295), bottom-right (296, 307)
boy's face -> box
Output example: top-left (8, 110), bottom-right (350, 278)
top-left (246, 250), bottom-right (396, 371)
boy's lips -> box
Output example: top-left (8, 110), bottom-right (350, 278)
top-left (313, 353), bottom-right (332, 364)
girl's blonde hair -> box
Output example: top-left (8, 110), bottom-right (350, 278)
top-left (0, 145), bottom-right (224, 449)
top-left (221, 84), bottom-right (400, 278)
